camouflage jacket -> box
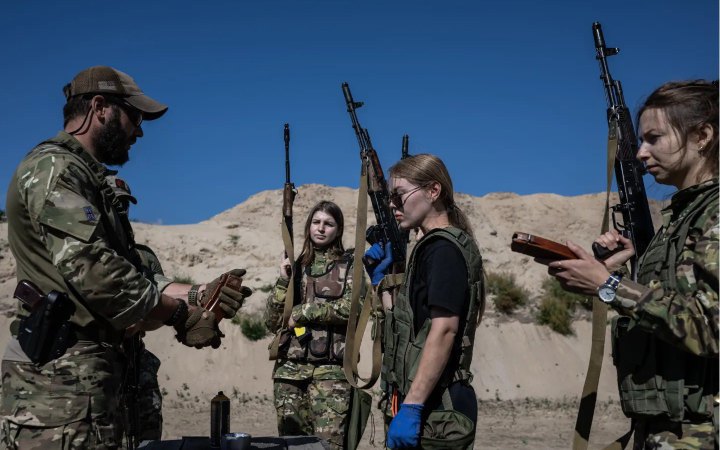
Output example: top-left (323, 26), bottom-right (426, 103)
top-left (266, 249), bottom-right (356, 380)
top-left (5, 131), bottom-right (163, 336)
top-left (614, 178), bottom-right (719, 357)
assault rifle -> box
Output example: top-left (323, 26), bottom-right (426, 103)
top-left (592, 22), bottom-right (654, 280)
top-left (268, 123), bottom-right (297, 360)
top-left (283, 123), bottom-right (295, 248)
top-left (342, 82), bottom-right (407, 267)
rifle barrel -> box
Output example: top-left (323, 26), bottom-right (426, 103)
top-left (284, 123), bottom-right (290, 183)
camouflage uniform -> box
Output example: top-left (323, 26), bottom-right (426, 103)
top-left (265, 249), bottom-right (356, 450)
top-left (109, 173), bottom-right (167, 441)
top-left (133, 244), bottom-right (168, 441)
top-left (1, 132), bottom-right (172, 449)
top-left (611, 179), bottom-right (718, 450)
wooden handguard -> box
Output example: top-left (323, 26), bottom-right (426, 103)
top-left (510, 232), bottom-right (577, 262)
top-left (203, 273), bottom-right (245, 321)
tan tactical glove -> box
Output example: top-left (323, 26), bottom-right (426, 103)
top-left (174, 305), bottom-right (224, 349)
top-left (200, 269), bottom-right (253, 320)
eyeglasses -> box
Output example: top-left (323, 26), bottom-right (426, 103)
top-left (389, 185), bottom-right (425, 209)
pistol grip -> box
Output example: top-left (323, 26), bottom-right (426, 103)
top-left (592, 242), bottom-right (625, 260)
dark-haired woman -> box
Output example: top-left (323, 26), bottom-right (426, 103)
top-left (548, 80), bottom-right (718, 449)
top-left (265, 200), bottom-right (355, 449)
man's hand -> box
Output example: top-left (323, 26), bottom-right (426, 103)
top-left (174, 305), bottom-right (224, 349)
top-left (202, 269), bottom-right (253, 319)
top-left (387, 403), bottom-right (424, 448)
top-left (364, 242), bottom-right (394, 286)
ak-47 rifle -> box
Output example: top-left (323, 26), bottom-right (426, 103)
top-left (342, 82), bottom-right (407, 267)
top-left (572, 23), bottom-right (657, 450)
top-left (592, 22), bottom-right (654, 280)
top-left (283, 123), bottom-right (295, 249)
top-left (269, 123), bottom-right (297, 360)
top-left (401, 135), bottom-right (410, 244)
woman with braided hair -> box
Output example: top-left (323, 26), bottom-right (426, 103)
top-left (549, 80), bottom-right (719, 449)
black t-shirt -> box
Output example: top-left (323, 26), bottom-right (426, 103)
top-left (409, 237), bottom-right (476, 423)
top-left (410, 238), bottom-right (468, 336)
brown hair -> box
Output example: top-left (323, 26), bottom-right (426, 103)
top-left (637, 80), bottom-right (719, 179)
top-left (62, 88), bottom-right (93, 127)
top-left (389, 153), bottom-right (475, 239)
top-left (298, 200), bottom-right (345, 267)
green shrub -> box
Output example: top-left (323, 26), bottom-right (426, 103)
top-left (173, 274), bottom-right (195, 284)
top-left (537, 296), bottom-right (574, 335)
top-left (233, 311), bottom-right (268, 341)
top-left (486, 271), bottom-right (529, 314)
top-left (0, 209), bottom-right (5, 222)
top-left (535, 277), bottom-right (593, 335)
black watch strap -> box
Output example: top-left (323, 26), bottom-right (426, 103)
top-left (188, 284), bottom-right (202, 306)
top-left (164, 300), bottom-right (189, 326)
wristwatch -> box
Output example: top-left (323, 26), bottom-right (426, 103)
top-left (597, 272), bottom-right (623, 303)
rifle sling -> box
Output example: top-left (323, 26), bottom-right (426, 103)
top-left (269, 217), bottom-right (295, 360)
top-left (343, 161), bottom-right (383, 389)
top-left (572, 121), bottom-right (617, 449)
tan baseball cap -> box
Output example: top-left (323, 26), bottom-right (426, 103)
top-left (65, 66), bottom-right (168, 120)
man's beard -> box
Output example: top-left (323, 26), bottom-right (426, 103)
top-left (94, 112), bottom-right (131, 166)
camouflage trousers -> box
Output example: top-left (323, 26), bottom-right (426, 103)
top-left (273, 377), bottom-right (352, 450)
top-left (634, 419), bottom-right (718, 450)
top-left (135, 348), bottom-right (163, 441)
top-left (0, 342), bottom-right (125, 449)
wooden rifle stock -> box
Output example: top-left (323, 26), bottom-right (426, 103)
top-left (510, 232), bottom-right (577, 262)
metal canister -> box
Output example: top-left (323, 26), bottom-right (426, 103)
top-left (210, 391), bottom-right (230, 448)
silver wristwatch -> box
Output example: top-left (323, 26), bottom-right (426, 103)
top-left (597, 272), bottom-right (623, 303)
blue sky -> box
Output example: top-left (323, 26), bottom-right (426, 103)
top-left (1, 1), bottom-right (717, 224)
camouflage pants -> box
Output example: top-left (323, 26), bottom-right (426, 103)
top-left (0, 342), bottom-right (125, 449)
top-left (634, 419), bottom-right (718, 450)
top-left (273, 377), bottom-right (351, 450)
top-left (135, 348), bottom-right (163, 441)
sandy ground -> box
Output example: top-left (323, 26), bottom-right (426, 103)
top-left (161, 397), bottom-right (630, 449)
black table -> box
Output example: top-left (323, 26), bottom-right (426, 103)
top-left (139, 436), bottom-right (331, 450)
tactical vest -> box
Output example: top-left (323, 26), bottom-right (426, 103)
top-left (611, 181), bottom-right (719, 422)
top-left (280, 254), bottom-right (352, 363)
top-left (383, 227), bottom-right (485, 401)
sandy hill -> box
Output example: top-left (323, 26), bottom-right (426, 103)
top-left (0, 184), bottom-right (665, 416)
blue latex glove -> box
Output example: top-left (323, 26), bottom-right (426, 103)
top-left (363, 241), bottom-right (394, 286)
top-left (387, 403), bottom-right (424, 449)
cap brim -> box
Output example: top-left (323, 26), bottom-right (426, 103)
top-left (125, 94), bottom-right (168, 121)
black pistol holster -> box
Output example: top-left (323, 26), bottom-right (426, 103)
top-left (14, 280), bottom-right (76, 366)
